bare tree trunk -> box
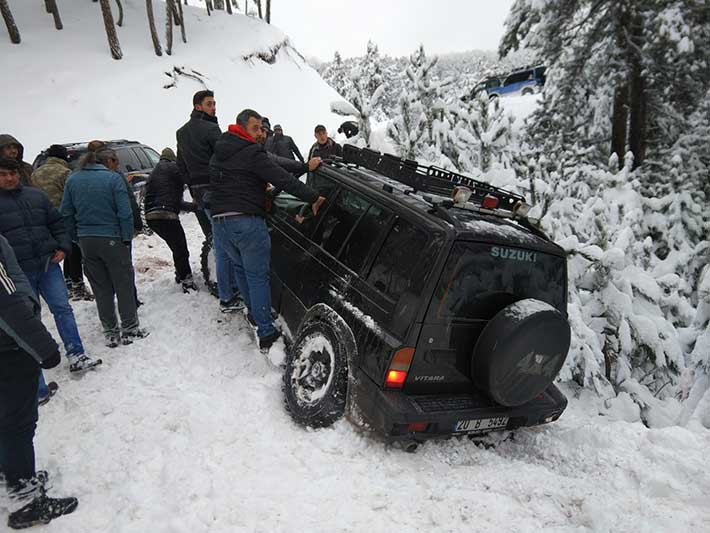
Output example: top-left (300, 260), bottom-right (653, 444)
top-left (225, 0), bottom-right (233, 15)
top-left (46, 0), bottom-right (63, 30)
top-left (176, 0), bottom-right (186, 43)
top-left (99, 0), bottom-right (122, 59)
top-left (146, 0), bottom-right (162, 56)
top-left (627, 10), bottom-right (646, 170)
top-left (0, 0), bottom-right (20, 44)
top-left (44, 1), bottom-right (51, 14)
top-left (115, 0), bottom-right (123, 27)
top-left (266, 0), bottom-right (271, 23)
top-left (610, 5), bottom-right (629, 169)
top-left (165, 0), bottom-right (174, 55)
top-left (255, 0), bottom-right (262, 19)
top-left (206, 0), bottom-right (212, 16)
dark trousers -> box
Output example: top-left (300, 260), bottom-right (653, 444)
top-left (147, 218), bottom-right (192, 282)
top-left (0, 362), bottom-right (39, 490)
top-left (62, 242), bottom-right (84, 285)
top-left (189, 185), bottom-right (213, 239)
top-left (79, 237), bottom-right (139, 335)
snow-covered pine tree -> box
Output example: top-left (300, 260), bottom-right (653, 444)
top-left (455, 92), bottom-right (513, 172)
top-left (386, 90), bottom-right (427, 160)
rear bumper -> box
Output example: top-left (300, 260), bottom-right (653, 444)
top-left (350, 370), bottom-right (567, 442)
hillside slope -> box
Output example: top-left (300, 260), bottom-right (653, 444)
top-left (0, 1), bottom-right (346, 158)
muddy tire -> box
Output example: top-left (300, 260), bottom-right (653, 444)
top-left (283, 318), bottom-right (349, 428)
top-left (200, 236), bottom-right (218, 298)
top-left (472, 298), bottom-right (570, 407)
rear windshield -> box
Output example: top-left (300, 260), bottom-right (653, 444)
top-left (428, 241), bottom-right (566, 321)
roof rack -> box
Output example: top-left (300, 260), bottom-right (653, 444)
top-left (340, 144), bottom-right (525, 213)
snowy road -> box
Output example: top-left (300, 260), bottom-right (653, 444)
top-left (5, 216), bottom-right (709, 533)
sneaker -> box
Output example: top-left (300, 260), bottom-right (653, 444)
top-left (38, 382), bottom-right (58, 406)
top-left (105, 334), bottom-right (121, 348)
top-left (68, 354), bottom-right (103, 374)
top-left (122, 327), bottom-right (150, 342)
top-left (8, 494), bottom-right (78, 529)
top-left (220, 296), bottom-right (245, 313)
top-left (258, 330), bottom-right (281, 352)
top-left (71, 282), bottom-right (94, 302)
top-left (181, 277), bottom-right (198, 294)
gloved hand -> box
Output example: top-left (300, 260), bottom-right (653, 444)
top-left (40, 350), bottom-right (61, 369)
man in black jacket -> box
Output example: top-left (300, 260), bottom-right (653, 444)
top-left (265, 125), bottom-right (304, 162)
top-left (308, 125), bottom-right (343, 160)
top-left (0, 234), bottom-right (78, 529)
top-left (176, 90), bottom-right (220, 239)
top-left (144, 148), bottom-right (198, 293)
top-left (0, 158), bottom-right (101, 378)
top-left (210, 109), bottom-right (325, 350)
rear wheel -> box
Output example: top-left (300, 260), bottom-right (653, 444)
top-left (522, 88), bottom-right (534, 96)
top-left (471, 298), bottom-right (570, 407)
top-left (200, 236), bottom-right (218, 298)
top-left (283, 319), bottom-right (349, 428)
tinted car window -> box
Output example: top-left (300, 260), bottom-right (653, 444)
top-left (272, 174), bottom-right (340, 237)
top-left (486, 78), bottom-right (501, 89)
top-left (115, 147), bottom-right (142, 174)
top-left (132, 148), bottom-right (151, 170)
top-left (339, 203), bottom-right (392, 273)
top-left (312, 188), bottom-right (370, 257)
top-left (504, 71), bottom-right (533, 86)
top-left (367, 218), bottom-right (429, 299)
top-left (430, 242), bottom-right (566, 321)
top-left (144, 147), bottom-right (161, 166)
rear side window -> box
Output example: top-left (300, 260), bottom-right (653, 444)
top-left (339, 203), bottom-right (392, 273)
top-left (143, 147), bottom-right (161, 166)
top-left (367, 218), bottom-right (429, 299)
top-left (132, 148), bottom-right (151, 170)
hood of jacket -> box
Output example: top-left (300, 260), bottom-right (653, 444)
top-left (0, 134), bottom-right (25, 161)
top-left (213, 124), bottom-right (258, 162)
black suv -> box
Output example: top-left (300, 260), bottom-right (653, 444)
top-left (268, 146), bottom-right (570, 446)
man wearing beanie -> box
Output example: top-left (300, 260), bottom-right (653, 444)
top-left (144, 147), bottom-right (198, 293)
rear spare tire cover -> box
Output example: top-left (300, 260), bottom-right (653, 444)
top-left (472, 298), bottom-right (570, 407)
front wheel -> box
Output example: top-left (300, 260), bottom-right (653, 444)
top-left (283, 319), bottom-right (349, 428)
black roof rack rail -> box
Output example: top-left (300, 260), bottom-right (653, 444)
top-left (341, 144), bottom-right (524, 212)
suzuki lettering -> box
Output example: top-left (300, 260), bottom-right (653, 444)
top-left (490, 246), bottom-right (537, 263)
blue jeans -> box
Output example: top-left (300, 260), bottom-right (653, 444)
top-left (25, 263), bottom-right (85, 358)
top-left (205, 208), bottom-right (239, 302)
top-left (212, 216), bottom-right (275, 337)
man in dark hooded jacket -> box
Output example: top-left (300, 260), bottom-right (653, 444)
top-left (0, 134), bottom-right (34, 187)
top-left (0, 234), bottom-right (79, 529)
top-left (209, 109), bottom-right (325, 350)
top-left (308, 125), bottom-right (343, 160)
top-left (144, 148), bottom-right (198, 293)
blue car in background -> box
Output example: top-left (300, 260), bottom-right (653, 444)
top-left (466, 65), bottom-right (547, 100)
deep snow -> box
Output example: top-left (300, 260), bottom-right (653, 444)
top-left (0, 214), bottom-right (705, 532)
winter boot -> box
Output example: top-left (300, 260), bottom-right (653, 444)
top-left (105, 333), bottom-right (121, 349)
top-left (68, 354), bottom-right (103, 374)
top-left (7, 493), bottom-right (78, 529)
top-left (64, 280), bottom-right (75, 300)
top-left (71, 282), bottom-right (94, 302)
top-left (220, 295), bottom-right (245, 313)
top-left (38, 382), bottom-right (59, 406)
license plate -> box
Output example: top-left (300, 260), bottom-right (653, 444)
top-left (453, 416), bottom-right (509, 433)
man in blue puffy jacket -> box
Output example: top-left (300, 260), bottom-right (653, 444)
top-left (61, 150), bottom-right (149, 347)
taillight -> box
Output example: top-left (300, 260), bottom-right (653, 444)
top-left (407, 422), bottom-right (429, 433)
top-left (482, 195), bottom-right (499, 209)
top-left (384, 347), bottom-right (415, 389)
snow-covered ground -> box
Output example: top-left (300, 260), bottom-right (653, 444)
top-left (0, 1), bottom-right (347, 160)
top-left (0, 214), bottom-right (704, 532)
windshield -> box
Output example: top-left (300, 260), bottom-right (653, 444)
top-left (428, 241), bottom-right (566, 321)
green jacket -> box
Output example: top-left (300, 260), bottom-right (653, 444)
top-left (31, 157), bottom-right (70, 208)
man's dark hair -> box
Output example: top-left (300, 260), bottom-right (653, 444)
top-left (314, 124), bottom-right (326, 134)
top-left (236, 109), bottom-right (262, 127)
top-left (0, 157), bottom-right (20, 171)
top-left (193, 90), bottom-right (214, 107)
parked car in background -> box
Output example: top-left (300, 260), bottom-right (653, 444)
top-left (33, 140), bottom-right (162, 232)
top-left (466, 65), bottom-right (547, 101)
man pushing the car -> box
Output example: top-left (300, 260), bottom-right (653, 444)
top-left (209, 109), bottom-right (325, 351)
